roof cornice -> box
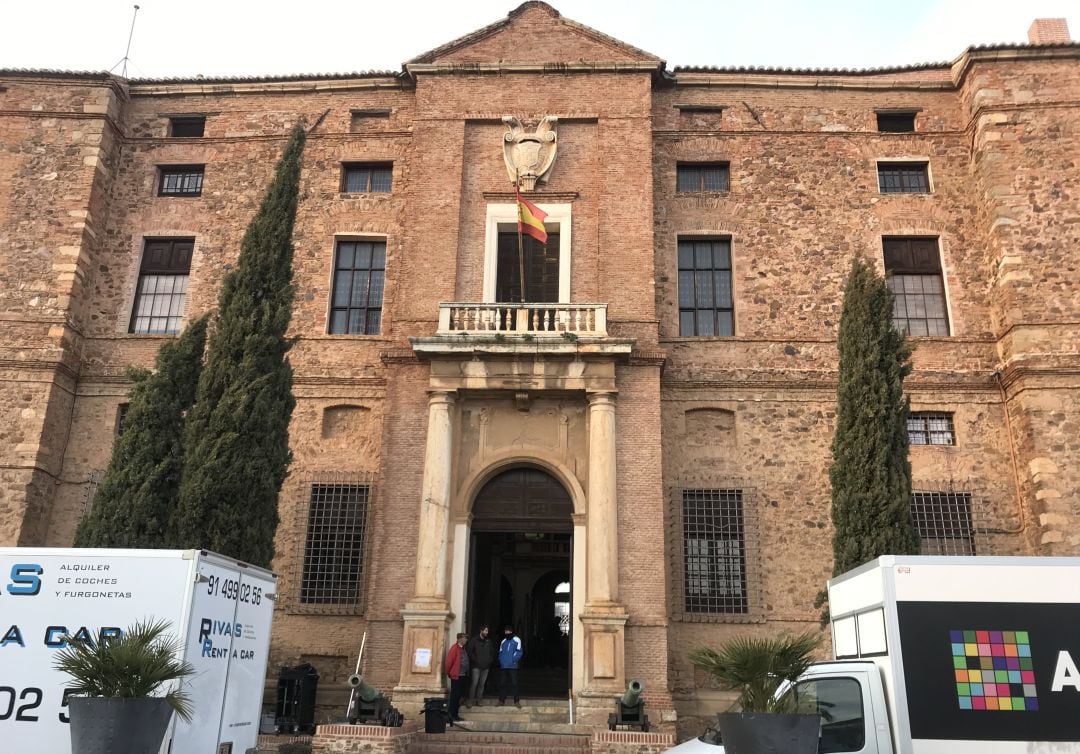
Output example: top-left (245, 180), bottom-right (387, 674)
top-left (404, 61), bottom-right (663, 77)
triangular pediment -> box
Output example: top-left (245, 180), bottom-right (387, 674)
top-left (407, 2), bottom-right (663, 68)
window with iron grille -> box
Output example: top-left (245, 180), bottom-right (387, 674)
top-left (130, 238), bottom-right (193, 334)
top-left (682, 489), bottom-right (747, 614)
top-left (908, 412), bottom-right (955, 446)
top-left (878, 162), bottom-right (930, 193)
top-left (677, 163), bottom-right (730, 193)
top-left (300, 483), bottom-right (370, 605)
top-left (910, 491), bottom-right (975, 555)
top-left (877, 112), bottom-right (916, 133)
top-left (158, 165), bottom-right (204, 196)
top-left (328, 240), bottom-right (385, 335)
top-left (678, 239), bottom-right (734, 336)
top-left (168, 116), bottom-right (205, 137)
top-left (341, 163), bottom-right (392, 193)
top-left (883, 237), bottom-right (949, 336)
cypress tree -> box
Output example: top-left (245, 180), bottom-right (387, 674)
top-left (172, 125), bottom-right (306, 567)
top-left (74, 316), bottom-right (208, 548)
top-left (829, 256), bottom-right (920, 575)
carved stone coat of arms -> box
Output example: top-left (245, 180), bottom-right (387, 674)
top-left (502, 115), bottom-right (558, 191)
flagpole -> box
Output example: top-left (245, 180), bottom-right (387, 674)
top-left (516, 176), bottom-right (527, 306)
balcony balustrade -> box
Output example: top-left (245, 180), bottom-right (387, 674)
top-left (437, 302), bottom-right (608, 337)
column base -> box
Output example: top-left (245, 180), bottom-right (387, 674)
top-left (393, 600), bottom-right (452, 706)
top-left (580, 603), bottom-right (629, 695)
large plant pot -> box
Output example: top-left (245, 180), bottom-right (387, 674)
top-left (715, 711), bottom-right (819, 754)
top-left (68, 697), bottom-right (174, 754)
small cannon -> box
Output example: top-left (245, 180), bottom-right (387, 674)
top-left (608, 679), bottom-right (650, 732)
top-left (346, 674), bottom-right (404, 727)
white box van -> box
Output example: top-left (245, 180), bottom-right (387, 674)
top-left (668, 556), bottom-right (1080, 754)
top-left (0, 548), bottom-right (277, 754)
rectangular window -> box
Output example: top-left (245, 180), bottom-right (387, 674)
top-left (169, 116), bottom-right (205, 138)
top-left (300, 483), bottom-right (369, 605)
top-left (878, 162), bottom-right (930, 193)
top-left (883, 237), bottom-right (949, 336)
top-left (341, 163), bottom-right (392, 193)
top-left (678, 239), bottom-right (734, 336)
top-left (130, 238), bottom-right (193, 334)
top-left (910, 491), bottom-right (975, 555)
top-left (329, 240), bottom-right (385, 335)
top-left (682, 489), bottom-right (747, 614)
top-left (677, 163), bottom-right (730, 192)
top-left (877, 112), bottom-right (916, 133)
top-left (496, 230), bottom-right (560, 303)
top-left (116, 403), bottom-right (130, 436)
top-left (908, 412), bottom-right (955, 446)
top-left (158, 165), bottom-right (204, 196)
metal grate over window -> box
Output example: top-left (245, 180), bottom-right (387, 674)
top-left (911, 491), bottom-right (975, 555)
top-left (878, 162), bottom-right (930, 193)
top-left (158, 165), bottom-right (204, 196)
top-left (908, 412), bottom-right (955, 445)
top-left (299, 482), bottom-right (370, 606)
top-left (677, 163), bottom-right (730, 193)
top-left (682, 489), bottom-right (747, 614)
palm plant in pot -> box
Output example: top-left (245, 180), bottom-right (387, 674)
top-left (53, 618), bottom-right (194, 754)
top-left (690, 631), bottom-right (822, 754)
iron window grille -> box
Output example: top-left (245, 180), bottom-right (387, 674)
top-left (681, 489), bottom-right (748, 615)
top-left (878, 162), bottom-right (930, 193)
top-left (678, 238), bottom-right (734, 336)
top-left (341, 163), bottom-right (392, 193)
top-left (158, 165), bottom-right (205, 196)
top-left (328, 240), bottom-right (385, 335)
top-left (883, 237), bottom-right (949, 336)
top-left (910, 490), bottom-right (976, 555)
top-left (908, 412), bottom-right (955, 446)
top-left (82, 470), bottom-right (104, 517)
top-left (129, 238), bottom-right (193, 334)
top-left (298, 481), bottom-right (371, 608)
top-left (876, 112), bottom-right (916, 133)
top-left (168, 116), bottom-right (205, 137)
top-left (677, 163), bottom-right (730, 193)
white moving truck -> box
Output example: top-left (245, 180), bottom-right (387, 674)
top-left (668, 556), bottom-right (1080, 754)
top-left (0, 548), bottom-right (277, 754)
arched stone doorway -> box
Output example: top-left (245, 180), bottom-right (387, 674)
top-left (467, 466), bottom-right (573, 698)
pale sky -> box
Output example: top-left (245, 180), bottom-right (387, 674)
top-left (0, 0), bottom-right (1076, 79)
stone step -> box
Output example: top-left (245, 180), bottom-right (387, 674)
top-left (411, 729), bottom-right (590, 754)
top-left (445, 720), bottom-right (586, 735)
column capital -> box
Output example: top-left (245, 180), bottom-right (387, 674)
top-left (586, 390), bottom-right (617, 407)
top-left (426, 389), bottom-right (457, 406)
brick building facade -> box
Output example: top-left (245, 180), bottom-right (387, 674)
top-left (1, 2), bottom-right (1078, 732)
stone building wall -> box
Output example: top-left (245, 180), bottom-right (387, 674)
top-left (1, 0), bottom-right (1077, 734)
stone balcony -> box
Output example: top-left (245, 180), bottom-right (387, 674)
top-left (409, 302), bottom-right (633, 361)
top-left (437, 302), bottom-right (607, 337)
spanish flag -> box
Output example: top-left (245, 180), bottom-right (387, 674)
top-left (516, 188), bottom-right (548, 245)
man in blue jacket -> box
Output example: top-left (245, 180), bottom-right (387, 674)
top-left (498, 624), bottom-right (523, 707)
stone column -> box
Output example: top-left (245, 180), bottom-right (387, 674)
top-left (414, 390), bottom-right (456, 600)
top-left (580, 391), bottom-right (629, 705)
top-left (586, 391), bottom-right (619, 604)
top-left (395, 390), bottom-right (456, 706)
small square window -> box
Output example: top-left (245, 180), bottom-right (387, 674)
top-left (158, 165), bottom-right (205, 197)
top-left (908, 412), bottom-right (955, 446)
top-left (878, 162), bottom-right (930, 194)
top-left (877, 112), bottom-right (916, 133)
top-left (677, 163), bottom-right (730, 193)
top-left (341, 163), bottom-right (392, 193)
top-left (169, 117), bottom-right (205, 138)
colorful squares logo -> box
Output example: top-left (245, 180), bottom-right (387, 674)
top-left (950, 629), bottom-right (1038, 712)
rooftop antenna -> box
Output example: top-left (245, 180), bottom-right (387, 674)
top-left (109, 5), bottom-right (141, 78)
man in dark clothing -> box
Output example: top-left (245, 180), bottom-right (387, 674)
top-left (465, 625), bottom-right (495, 707)
top-left (498, 625), bottom-right (523, 707)
top-left (444, 632), bottom-right (469, 721)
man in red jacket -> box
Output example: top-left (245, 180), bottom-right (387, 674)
top-left (444, 632), bottom-right (470, 722)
